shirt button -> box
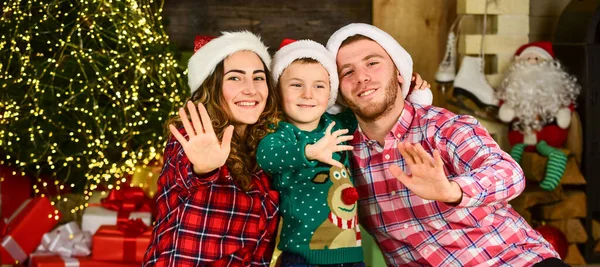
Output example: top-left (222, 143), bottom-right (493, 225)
top-left (391, 190), bottom-right (396, 196)
top-left (397, 133), bottom-right (402, 138)
top-left (385, 154), bottom-right (390, 160)
top-left (404, 224), bottom-right (408, 229)
top-left (472, 189), bottom-right (477, 194)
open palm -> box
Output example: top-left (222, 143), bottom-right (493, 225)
top-left (389, 142), bottom-right (455, 202)
top-left (169, 101), bottom-right (234, 175)
top-left (305, 121), bottom-right (354, 168)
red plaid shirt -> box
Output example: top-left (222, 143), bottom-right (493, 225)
top-left (351, 101), bottom-right (559, 266)
top-left (143, 130), bottom-right (280, 267)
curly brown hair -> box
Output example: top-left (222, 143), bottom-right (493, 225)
top-left (167, 57), bottom-right (282, 191)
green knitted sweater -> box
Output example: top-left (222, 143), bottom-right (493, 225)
top-left (257, 111), bottom-right (362, 264)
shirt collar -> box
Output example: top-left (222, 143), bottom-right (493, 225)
top-left (351, 100), bottom-right (416, 145)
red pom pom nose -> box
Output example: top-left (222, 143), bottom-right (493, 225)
top-left (341, 187), bottom-right (359, 205)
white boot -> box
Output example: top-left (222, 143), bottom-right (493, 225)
top-left (453, 56), bottom-right (499, 108)
top-left (435, 32), bottom-right (457, 83)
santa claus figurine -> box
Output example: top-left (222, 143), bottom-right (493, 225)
top-left (496, 41), bottom-right (581, 191)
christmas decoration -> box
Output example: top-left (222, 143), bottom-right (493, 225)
top-left (37, 221), bottom-right (92, 258)
top-left (0, 0), bottom-right (186, 211)
top-left (29, 252), bottom-right (140, 267)
top-left (535, 225), bottom-right (569, 260)
top-left (82, 187), bottom-right (152, 234)
top-left (92, 219), bottom-right (151, 263)
top-left (0, 165), bottom-right (32, 220)
top-left (496, 41), bottom-right (581, 191)
top-left (0, 197), bottom-right (61, 265)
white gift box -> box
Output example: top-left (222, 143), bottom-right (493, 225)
top-left (81, 206), bottom-right (151, 235)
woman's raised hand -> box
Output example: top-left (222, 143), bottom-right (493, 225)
top-left (169, 101), bottom-right (234, 175)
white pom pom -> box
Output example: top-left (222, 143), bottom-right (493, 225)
top-left (498, 104), bottom-right (516, 123)
top-left (326, 103), bottom-right (344, 115)
top-left (407, 88), bottom-right (433, 106)
top-left (556, 107), bottom-right (572, 129)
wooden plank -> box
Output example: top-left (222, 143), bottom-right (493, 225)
top-left (497, 15), bottom-right (530, 35)
top-left (162, 0), bottom-right (372, 51)
top-left (547, 219), bottom-right (588, 244)
top-left (540, 191), bottom-right (586, 220)
top-left (530, 0), bottom-right (571, 16)
top-left (593, 220), bottom-right (600, 241)
top-left (457, 0), bottom-right (529, 15)
top-left (374, 0), bottom-right (457, 107)
top-left (510, 183), bottom-right (564, 210)
top-left (565, 244), bottom-right (586, 265)
top-left (459, 34), bottom-right (529, 55)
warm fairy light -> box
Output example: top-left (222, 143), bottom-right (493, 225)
top-left (0, 0), bottom-right (185, 210)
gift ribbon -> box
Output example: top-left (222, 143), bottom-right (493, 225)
top-left (1, 235), bottom-right (27, 263)
top-left (38, 222), bottom-right (91, 258)
top-left (101, 187), bottom-right (151, 224)
top-left (61, 256), bottom-right (80, 267)
top-left (118, 219), bottom-right (148, 262)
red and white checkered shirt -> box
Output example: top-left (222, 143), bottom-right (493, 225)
top-left (350, 101), bottom-right (559, 266)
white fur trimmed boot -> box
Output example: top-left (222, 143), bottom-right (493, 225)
top-left (453, 56), bottom-right (499, 108)
top-left (435, 32), bottom-right (457, 83)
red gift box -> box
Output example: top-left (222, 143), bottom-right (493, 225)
top-left (91, 221), bottom-right (151, 263)
top-left (0, 165), bottom-right (32, 220)
top-left (0, 198), bottom-right (61, 264)
top-left (29, 254), bottom-right (140, 267)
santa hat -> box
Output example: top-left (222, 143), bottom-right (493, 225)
top-left (271, 39), bottom-right (339, 109)
top-left (187, 31), bottom-right (271, 95)
top-left (326, 23), bottom-right (432, 105)
top-left (515, 41), bottom-right (554, 60)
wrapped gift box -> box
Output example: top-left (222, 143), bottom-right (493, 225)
top-left (0, 165), bottom-right (32, 220)
top-left (82, 188), bottom-right (152, 235)
top-left (91, 223), bottom-right (151, 263)
top-left (29, 253), bottom-right (140, 267)
top-left (1, 198), bottom-right (61, 264)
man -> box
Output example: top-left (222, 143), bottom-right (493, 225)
top-left (326, 23), bottom-right (566, 266)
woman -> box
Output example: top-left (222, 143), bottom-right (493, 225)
top-left (143, 31), bottom-right (282, 267)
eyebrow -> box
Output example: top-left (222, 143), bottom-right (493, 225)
top-left (339, 54), bottom-right (385, 71)
top-left (288, 78), bottom-right (327, 83)
top-left (224, 69), bottom-right (266, 75)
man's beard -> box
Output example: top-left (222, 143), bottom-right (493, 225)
top-left (341, 75), bottom-right (399, 123)
top-left (496, 59), bottom-right (580, 133)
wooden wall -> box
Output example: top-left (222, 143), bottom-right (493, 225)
top-left (529, 0), bottom-right (571, 42)
top-left (373, 0), bottom-right (457, 107)
top-left (162, 0), bottom-right (371, 53)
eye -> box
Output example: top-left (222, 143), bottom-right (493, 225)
top-left (333, 171), bottom-right (341, 180)
top-left (368, 61), bottom-right (379, 66)
top-left (227, 76), bottom-right (240, 81)
top-left (341, 169), bottom-right (347, 178)
top-left (315, 84), bottom-right (326, 89)
top-left (291, 83), bottom-right (302, 88)
top-left (341, 70), bottom-right (354, 78)
top-left (254, 76), bottom-right (265, 81)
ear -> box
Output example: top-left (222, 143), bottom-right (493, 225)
top-left (312, 172), bottom-right (329, 184)
top-left (397, 71), bottom-right (405, 85)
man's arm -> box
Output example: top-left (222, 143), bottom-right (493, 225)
top-left (436, 115), bottom-right (526, 207)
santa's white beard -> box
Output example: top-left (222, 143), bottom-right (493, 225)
top-left (496, 59), bottom-right (580, 133)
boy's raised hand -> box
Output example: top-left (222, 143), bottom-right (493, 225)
top-left (169, 101), bottom-right (234, 175)
top-left (305, 121), bottom-right (354, 168)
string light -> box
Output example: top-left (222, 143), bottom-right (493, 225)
top-left (0, 0), bottom-right (187, 213)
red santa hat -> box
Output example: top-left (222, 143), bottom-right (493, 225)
top-left (514, 41), bottom-right (554, 60)
top-left (187, 31), bottom-right (271, 95)
top-left (271, 38), bottom-right (339, 109)
top-left (326, 23), bottom-right (433, 105)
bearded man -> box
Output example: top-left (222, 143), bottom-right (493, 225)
top-left (327, 24), bottom-right (566, 267)
top-left (497, 41), bottom-right (581, 191)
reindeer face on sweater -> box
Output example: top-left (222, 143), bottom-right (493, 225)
top-left (312, 152), bottom-right (359, 221)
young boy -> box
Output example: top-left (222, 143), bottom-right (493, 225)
top-left (257, 39), bottom-right (431, 267)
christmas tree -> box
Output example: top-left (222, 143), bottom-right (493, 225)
top-left (0, 0), bottom-right (186, 206)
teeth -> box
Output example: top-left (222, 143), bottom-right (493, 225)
top-left (237, 101), bottom-right (256, 106)
top-left (359, 89), bottom-right (376, 97)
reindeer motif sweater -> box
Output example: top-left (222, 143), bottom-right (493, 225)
top-left (257, 111), bottom-right (363, 265)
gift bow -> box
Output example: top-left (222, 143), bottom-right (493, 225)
top-left (101, 187), bottom-right (151, 212)
top-left (37, 222), bottom-right (91, 258)
top-left (117, 218), bottom-right (148, 236)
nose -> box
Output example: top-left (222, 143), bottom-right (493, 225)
top-left (301, 87), bottom-right (313, 99)
top-left (242, 79), bottom-right (257, 95)
top-left (341, 187), bottom-right (359, 205)
top-left (356, 68), bottom-right (370, 84)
